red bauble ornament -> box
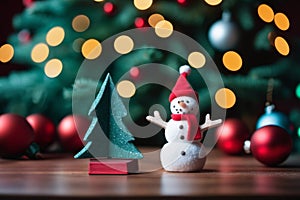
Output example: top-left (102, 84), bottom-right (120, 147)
top-left (0, 114), bottom-right (34, 158)
top-left (26, 114), bottom-right (56, 150)
top-left (216, 118), bottom-right (250, 155)
top-left (251, 125), bottom-right (292, 166)
top-left (57, 115), bottom-right (90, 153)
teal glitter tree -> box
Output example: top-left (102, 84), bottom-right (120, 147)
top-left (74, 73), bottom-right (143, 159)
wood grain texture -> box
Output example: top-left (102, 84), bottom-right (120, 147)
top-left (1, 148), bottom-right (300, 199)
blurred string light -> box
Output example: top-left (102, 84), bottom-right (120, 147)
top-left (46, 26), bottom-right (65, 46)
top-left (114, 35), bottom-right (134, 54)
top-left (188, 52), bottom-right (206, 68)
top-left (274, 36), bottom-right (289, 56)
top-left (135, 17), bottom-right (145, 28)
top-left (155, 20), bottom-right (173, 38)
top-left (274, 13), bottom-right (290, 31)
top-left (81, 39), bottom-right (102, 60)
top-left (0, 44), bottom-right (14, 63)
top-left (72, 38), bottom-right (85, 53)
top-left (23, 0), bottom-right (34, 7)
top-left (177, 0), bottom-right (187, 5)
top-left (148, 13), bottom-right (164, 28)
top-left (44, 59), bottom-right (63, 78)
top-left (31, 43), bottom-right (49, 63)
top-left (267, 31), bottom-right (277, 46)
top-left (130, 67), bottom-right (140, 79)
top-left (103, 2), bottom-right (115, 14)
top-left (204, 0), bottom-right (223, 6)
top-left (298, 127), bottom-right (300, 138)
top-left (257, 4), bottom-right (290, 56)
top-left (134, 0), bottom-right (153, 10)
top-left (295, 83), bottom-right (300, 99)
top-left (258, 4), bottom-right (274, 23)
top-left (72, 15), bottom-right (90, 32)
top-left (117, 80), bottom-right (136, 98)
top-left (94, 0), bottom-right (104, 2)
top-left (222, 51), bottom-right (242, 71)
top-left (215, 88), bottom-right (236, 109)
top-left (18, 29), bottom-right (31, 44)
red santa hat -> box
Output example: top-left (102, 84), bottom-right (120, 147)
top-left (169, 65), bottom-right (199, 102)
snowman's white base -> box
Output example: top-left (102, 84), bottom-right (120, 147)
top-left (160, 142), bottom-right (206, 172)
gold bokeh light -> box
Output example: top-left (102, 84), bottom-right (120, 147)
top-left (274, 13), bottom-right (290, 31)
top-left (155, 20), bottom-right (173, 38)
top-left (204, 0), bottom-right (222, 6)
top-left (258, 4), bottom-right (274, 23)
top-left (0, 44), bottom-right (14, 63)
top-left (274, 36), bottom-right (289, 56)
top-left (72, 15), bottom-right (90, 32)
top-left (81, 39), bottom-right (102, 60)
top-left (117, 80), bottom-right (136, 98)
top-left (148, 13), bottom-right (164, 28)
top-left (188, 52), bottom-right (206, 68)
top-left (134, 0), bottom-right (153, 10)
top-left (44, 59), bottom-right (63, 78)
top-left (222, 51), bottom-right (243, 71)
top-left (215, 88), bottom-right (236, 109)
top-left (31, 43), bottom-right (49, 63)
top-left (46, 26), bottom-right (65, 46)
top-left (114, 35), bottom-right (134, 54)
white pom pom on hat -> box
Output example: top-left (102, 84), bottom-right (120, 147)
top-left (179, 65), bottom-right (191, 76)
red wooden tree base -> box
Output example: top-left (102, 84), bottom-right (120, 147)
top-left (89, 159), bottom-right (139, 175)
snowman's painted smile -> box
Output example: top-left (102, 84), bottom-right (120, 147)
top-left (174, 100), bottom-right (189, 114)
top-left (170, 96), bottom-right (199, 115)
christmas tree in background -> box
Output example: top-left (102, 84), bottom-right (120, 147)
top-left (0, 0), bottom-right (299, 148)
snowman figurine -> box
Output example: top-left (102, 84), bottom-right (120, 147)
top-left (147, 65), bottom-right (222, 172)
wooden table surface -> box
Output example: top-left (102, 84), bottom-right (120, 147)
top-left (1, 148), bottom-right (300, 200)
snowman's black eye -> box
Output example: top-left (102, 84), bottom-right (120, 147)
top-left (178, 101), bottom-right (180, 104)
top-left (173, 105), bottom-right (175, 108)
top-left (186, 100), bottom-right (189, 103)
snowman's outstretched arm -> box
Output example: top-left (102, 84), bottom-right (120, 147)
top-left (200, 114), bottom-right (222, 132)
top-left (146, 111), bottom-right (167, 129)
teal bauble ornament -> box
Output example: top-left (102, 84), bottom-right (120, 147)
top-left (256, 104), bottom-right (292, 133)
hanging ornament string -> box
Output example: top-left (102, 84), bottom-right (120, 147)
top-left (266, 78), bottom-right (274, 106)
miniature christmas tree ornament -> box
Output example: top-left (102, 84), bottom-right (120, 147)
top-left (147, 65), bottom-right (222, 172)
top-left (75, 73), bottom-right (143, 174)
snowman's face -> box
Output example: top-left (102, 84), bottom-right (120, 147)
top-left (170, 96), bottom-right (199, 115)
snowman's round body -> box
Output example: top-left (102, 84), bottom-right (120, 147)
top-left (160, 140), bottom-right (206, 172)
